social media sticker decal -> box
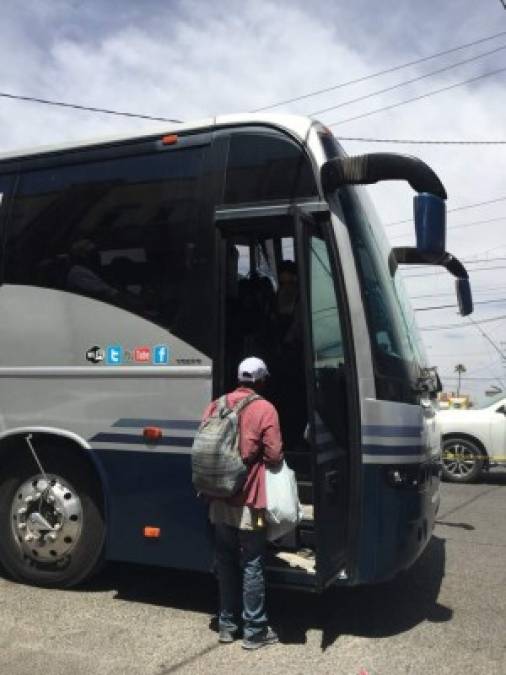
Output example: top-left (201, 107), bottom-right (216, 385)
top-left (106, 345), bottom-right (123, 365)
top-left (153, 345), bottom-right (170, 365)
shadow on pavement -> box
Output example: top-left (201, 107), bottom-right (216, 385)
top-left (72, 533), bottom-right (451, 651)
top-left (477, 469), bottom-right (506, 486)
top-left (270, 535), bottom-right (451, 649)
top-left (435, 520), bottom-right (475, 530)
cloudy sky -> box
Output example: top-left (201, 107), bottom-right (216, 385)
top-left (1, 0), bottom-right (505, 403)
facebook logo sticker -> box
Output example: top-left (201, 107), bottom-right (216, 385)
top-left (153, 345), bottom-right (169, 365)
top-left (106, 345), bottom-right (123, 365)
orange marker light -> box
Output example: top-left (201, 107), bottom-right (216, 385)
top-left (144, 526), bottom-right (161, 538)
top-left (161, 134), bottom-right (178, 145)
top-left (143, 426), bottom-right (163, 442)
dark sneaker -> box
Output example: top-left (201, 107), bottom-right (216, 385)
top-left (242, 627), bottom-right (279, 650)
top-left (218, 629), bottom-right (237, 644)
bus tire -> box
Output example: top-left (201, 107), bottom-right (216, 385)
top-left (441, 436), bottom-right (484, 484)
top-left (0, 443), bottom-right (105, 588)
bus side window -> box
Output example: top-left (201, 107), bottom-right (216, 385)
top-left (3, 147), bottom-right (214, 356)
top-left (224, 132), bottom-right (318, 205)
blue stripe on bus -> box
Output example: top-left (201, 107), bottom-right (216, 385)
top-left (89, 432), bottom-right (194, 447)
top-left (363, 425), bottom-right (423, 438)
top-left (363, 443), bottom-right (425, 455)
top-left (112, 419), bottom-right (200, 430)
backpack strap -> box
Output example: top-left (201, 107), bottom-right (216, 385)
top-left (217, 395), bottom-right (231, 418)
top-left (232, 393), bottom-right (261, 415)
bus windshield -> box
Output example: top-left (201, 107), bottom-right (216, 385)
top-left (339, 185), bottom-right (428, 401)
top-left (318, 132), bottom-right (428, 401)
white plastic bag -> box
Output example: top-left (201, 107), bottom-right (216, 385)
top-left (265, 460), bottom-right (303, 542)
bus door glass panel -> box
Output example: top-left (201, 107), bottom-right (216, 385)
top-left (296, 213), bottom-right (349, 588)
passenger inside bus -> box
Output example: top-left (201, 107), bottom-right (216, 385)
top-left (223, 234), bottom-right (312, 501)
top-left (270, 260), bottom-right (307, 450)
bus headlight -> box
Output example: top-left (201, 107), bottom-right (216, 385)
top-left (385, 465), bottom-right (429, 489)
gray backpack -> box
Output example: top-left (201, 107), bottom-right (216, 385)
top-left (192, 393), bottom-right (261, 498)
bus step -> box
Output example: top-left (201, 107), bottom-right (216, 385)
top-left (273, 548), bottom-right (316, 575)
top-left (298, 527), bottom-right (315, 549)
top-left (300, 503), bottom-right (314, 521)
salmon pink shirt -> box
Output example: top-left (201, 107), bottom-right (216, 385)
top-left (202, 386), bottom-right (284, 510)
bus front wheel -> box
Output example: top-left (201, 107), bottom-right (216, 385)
top-left (0, 445), bottom-right (105, 588)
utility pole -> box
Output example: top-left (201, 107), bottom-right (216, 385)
top-left (454, 363), bottom-right (466, 397)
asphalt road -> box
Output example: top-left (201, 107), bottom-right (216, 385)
top-left (1, 472), bottom-right (506, 675)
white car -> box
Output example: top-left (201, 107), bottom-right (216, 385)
top-left (437, 396), bottom-right (506, 482)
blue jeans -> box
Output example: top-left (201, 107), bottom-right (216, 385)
top-left (214, 523), bottom-right (268, 639)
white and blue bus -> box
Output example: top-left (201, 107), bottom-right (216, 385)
top-left (0, 114), bottom-right (472, 590)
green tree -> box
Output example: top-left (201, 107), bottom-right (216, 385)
top-left (454, 363), bottom-right (466, 397)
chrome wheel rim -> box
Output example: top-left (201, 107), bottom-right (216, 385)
top-left (442, 443), bottom-right (477, 478)
top-left (10, 474), bottom-right (83, 564)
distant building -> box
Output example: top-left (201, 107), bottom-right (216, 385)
top-left (438, 392), bottom-right (472, 409)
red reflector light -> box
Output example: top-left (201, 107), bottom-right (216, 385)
top-left (144, 526), bottom-right (161, 538)
top-left (161, 134), bottom-right (178, 145)
top-left (143, 426), bottom-right (163, 441)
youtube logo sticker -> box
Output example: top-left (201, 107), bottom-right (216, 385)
top-left (134, 346), bottom-right (151, 363)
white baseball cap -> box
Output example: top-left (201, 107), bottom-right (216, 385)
top-left (238, 357), bottom-right (269, 383)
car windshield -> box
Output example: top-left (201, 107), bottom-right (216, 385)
top-left (476, 393), bottom-right (505, 409)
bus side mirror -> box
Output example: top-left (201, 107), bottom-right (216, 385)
top-left (391, 247), bottom-right (474, 316)
top-left (414, 193), bottom-right (446, 255)
top-left (456, 278), bottom-right (473, 317)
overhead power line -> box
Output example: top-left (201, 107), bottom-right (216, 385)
top-left (436, 356), bottom-right (506, 389)
top-left (335, 135), bottom-right (506, 145)
top-left (389, 216), bottom-right (506, 240)
top-left (466, 315), bottom-right (506, 359)
top-left (420, 313), bottom-right (506, 330)
top-left (426, 348), bottom-right (500, 356)
top-left (251, 29), bottom-right (506, 111)
top-left (408, 256), bottom-right (506, 269)
top-left (414, 297), bottom-right (506, 311)
top-left (328, 66), bottom-right (506, 127)
top-left (411, 285), bottom-right (506, 299)
top-left (402, 265), bottom-right (506, 280)
top-left (0, 91), bottom-right (183, 124)
top-left (386, 197), bottom-right (506, 228)
top-left (440, 376), bottom-right (503, 381)
top-left (308, 42), bottom-right (506, 116)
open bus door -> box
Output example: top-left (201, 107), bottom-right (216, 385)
top-left (214, 203), bottom-right (355, 591)
top-left (295, 210), bottom-right (351, 590)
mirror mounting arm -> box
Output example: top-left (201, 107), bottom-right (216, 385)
top-left (390, 247), bottom-right (473, 316)
top-left (391, 247), bottom-right (469, 280)
top-left (321, 153), bottom-right (447, 199)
